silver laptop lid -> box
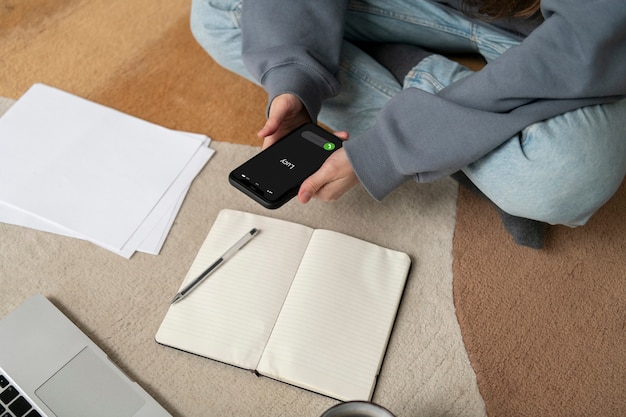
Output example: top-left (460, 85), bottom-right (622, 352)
top-left (0, 295), bottom-right (172, 417)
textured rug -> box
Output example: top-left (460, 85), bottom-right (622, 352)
top-left (0, 96), bottom-right (484, 416)
top-left (2, 0), bottom-right (625, 416)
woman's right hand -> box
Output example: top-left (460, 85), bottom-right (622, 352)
top-left (257, 93), bottom-right (311, 149)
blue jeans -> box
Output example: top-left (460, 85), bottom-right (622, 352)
top-left (190, 0), bottom-right (626, 226)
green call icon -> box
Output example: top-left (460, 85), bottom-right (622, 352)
top-left (302, 130), bottom-right (337, 151)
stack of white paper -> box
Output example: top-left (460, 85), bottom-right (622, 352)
top-left (0, 84), bottom-right (215, 258)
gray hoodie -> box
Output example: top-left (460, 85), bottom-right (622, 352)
top-left (241, 0), bottom-right (626, 200)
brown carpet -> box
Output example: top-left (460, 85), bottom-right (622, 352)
top-left (454, 186), bottom-right (626, 416)
top-left (2, 0), bottom-right (625, 416)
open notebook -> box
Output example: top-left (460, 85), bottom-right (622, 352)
top-left (156, 209), bottom-right (411, 401)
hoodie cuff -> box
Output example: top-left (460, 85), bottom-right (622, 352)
top-left (344, 123), bottom-right (412, 201)
top-left (261, 64), bottom-right (338, 122)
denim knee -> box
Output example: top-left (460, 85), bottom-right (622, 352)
top-left (190, 0), bottom-right (248, 77)
top-left (487, 167), bottom-right (622, 227)
top-left (468, 101), bottom-right (626, 227)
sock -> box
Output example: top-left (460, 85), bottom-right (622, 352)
top-left (498, 211), bottom-right (547, 249)
top-left (451, 171), bottom-right (547, 249)
top-left (356, 42), bottom-right (433, 84)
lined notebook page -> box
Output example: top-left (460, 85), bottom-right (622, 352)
top-left (257, 230), bottom-right (411, 401)
top-left (156, 209), bottom-right (313, 369)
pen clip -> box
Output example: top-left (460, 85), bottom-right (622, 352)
top-left (222, 228), bottom-right (258, 260)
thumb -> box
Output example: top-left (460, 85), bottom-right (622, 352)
top-left (298, 175), bottom-right (324, 204)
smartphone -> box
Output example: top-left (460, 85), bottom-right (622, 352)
top-left (229, 123), bottom-right (343, 209)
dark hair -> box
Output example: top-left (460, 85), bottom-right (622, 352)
top-left (462, 0), bottom-right (541, 19)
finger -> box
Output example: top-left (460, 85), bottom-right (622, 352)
top-left (298, 175), bottom-right (324, 204)
top-left (297, 152), bottom-right (343, 203)
top-left (334, 130), bottom-right (349, 140)
top-left (257, 95), bottom-right (295, 139)
top-left (298, 149), bottom-right (358, 203)
top-left (262, 136), bottom-right (279, 149)
top-left (257, 117), bottom-right (280, 139)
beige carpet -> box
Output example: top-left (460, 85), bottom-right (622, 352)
top-left (2, 0), bottom-right (625, 416)
top-left (1, 94), bottom-right (484, 416)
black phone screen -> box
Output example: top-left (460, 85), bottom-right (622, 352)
top-left (228, 124), bottom-right (342, 209)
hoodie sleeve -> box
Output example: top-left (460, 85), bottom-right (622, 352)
top-left (345, 0), bottom-right (626, 200)
top-left (240, 0), bottom-right (626, 201)
top-left (241, 0), bottom-right (348, 120)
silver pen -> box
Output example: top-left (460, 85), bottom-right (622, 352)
top-left (171, 228), bottom-right (259, 304)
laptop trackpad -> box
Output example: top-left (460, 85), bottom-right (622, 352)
top-left (35, 347), bottom-right (145, 417)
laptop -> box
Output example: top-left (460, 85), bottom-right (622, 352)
top-left (0, 294), bottom-right (172, 417)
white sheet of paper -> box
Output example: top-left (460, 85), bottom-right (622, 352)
top-left (0, 134), bottom-right (213, 256)
top-left (136, 133), bottom-right (215, 255)
top-left (0, 84), bottom-right (214, 257)
top-left (113, 144), bottom-right (214, 257)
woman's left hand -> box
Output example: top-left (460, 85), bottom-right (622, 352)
top-left (297, 131), bottom-right (359, 203)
